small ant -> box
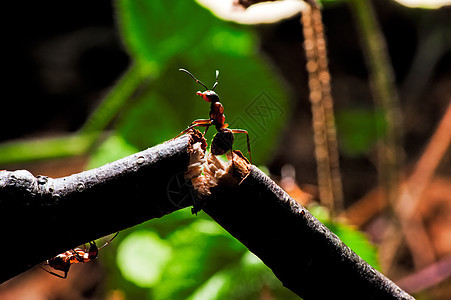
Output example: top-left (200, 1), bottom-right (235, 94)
top-left (176, 68), bottom-right (252, 163)
top-left (41, 232), bottom-right (119, 279)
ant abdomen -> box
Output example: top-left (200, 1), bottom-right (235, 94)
top-left (211, 130), bottom-right (234, 155)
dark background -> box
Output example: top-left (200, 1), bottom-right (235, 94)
top-left (1, 0), bottom-right (450, 298)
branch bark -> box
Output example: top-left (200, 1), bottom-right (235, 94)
top-left (0, 134), bottom-right (193, 283)
top-left (202, 165), bottom-right (413, 299)
top-left (0, 131), bottom-right (413, 299)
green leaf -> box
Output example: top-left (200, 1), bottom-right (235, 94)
top-left (87, 134), bottom-right (138, 169)
top-left (329, 222), bottom-right (380, 269)
top-left (118, 90), bottom-right (181, 149)
top-left (116, 230), bottom-right (173, 288)
top-left (309, 204), bottom-right (380, 270)
top-left (151, 219), bottom-right (247, 300)
top-left (0, 133), bottom-right (97, 165)
top-left (116, 0), bottom-right (209, 75)
top-left (187, 251), bottom-right (298, 300)
top-left (336, 107), bottom-right (386, 156)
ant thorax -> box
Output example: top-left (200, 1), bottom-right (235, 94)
top-left (210, 102), bottom-right (225, 126)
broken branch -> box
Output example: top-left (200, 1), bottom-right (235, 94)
top-left (185, 139), bottom-right (412, 299)
top-left (0, 130), bottom-right (413, 299)
top-left (200, 164), bottom-right (413, 299)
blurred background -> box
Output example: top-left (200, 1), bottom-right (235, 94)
top-left (0, 0), bottom-right (450, 299)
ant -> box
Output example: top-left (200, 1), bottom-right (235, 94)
top-left (41, 232), bottom-right (119, 279)
top-left (176, 68), bottom-right (252, 163)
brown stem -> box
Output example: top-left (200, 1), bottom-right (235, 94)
top-left (388, 100), bottom-right (451, 270)
top-left (301, 2), bottom-right (344, 216)
top-left (311, 5), bottom-right (344, 214)
top-left (301, 5), bottom-right (333, 214)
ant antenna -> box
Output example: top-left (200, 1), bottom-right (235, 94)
top-left (179, 68), bottom-right (209, 91)
top-left (212, 70), bottom-right (219, 90)
top-left (98, 232), bottom-right (119, 250)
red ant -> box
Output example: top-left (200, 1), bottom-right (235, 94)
top-left (41, 232), bottom-right (119, 279)
top-left (177, 68), bottom-right (252, 163)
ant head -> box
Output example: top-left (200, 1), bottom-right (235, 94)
top-left (179, 69), bottom-right (220, 102)
top-left (88, 241), bottom-right (99, 259)
top-left (196, 90), bottom-right (220, 103)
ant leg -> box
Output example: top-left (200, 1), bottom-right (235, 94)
top-left (174, 125), bottom-right (196, 139)
top-left (98, 232), bottom-right (119, 250)
top-left (190, 119), bottom-right (211, 127)
top-left (229, 129), bottom-right (252, 164)
top-left (174, 120), bottom-right (212, 139)
top-left (71, 249), bottom-right (84, 262)
top-left (40, 267), bottom-right (68, 279)
top-left (191, 119), bottom-right (212, 136)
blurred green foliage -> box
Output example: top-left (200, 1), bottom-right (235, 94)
top-left (103, 206), bottom-right (379, 299)
top-left (336, 108), bottom-right (386, 157)
top-left (86, 0), bottom-right (380, 298)
top-left (106, 210), bottom-right (300, 299)
top-left (113, 0), bottom-right (289, 164)
top-left (309, 205), bottom-right (380, 270)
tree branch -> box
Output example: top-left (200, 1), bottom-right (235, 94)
top-left (0, 131), bottom-right (413, 299)
top-left (201, 165), bottom-right (413, 299)
top-left (0, 133), bottom-right (193, 283)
